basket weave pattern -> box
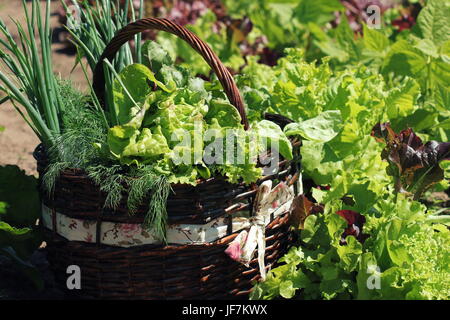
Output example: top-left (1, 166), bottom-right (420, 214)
top-left (38, 18), bottom-right (301, 299)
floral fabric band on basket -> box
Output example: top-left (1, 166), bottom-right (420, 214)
top-left (41, 181), bottom-right (294, 248)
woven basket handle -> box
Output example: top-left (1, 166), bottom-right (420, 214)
top-left (92, 18), bottom-right (249, 130)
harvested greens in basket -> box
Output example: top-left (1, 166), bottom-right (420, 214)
top-left (97, 40), bottom-right (293, 186)
top-left (0, 0), bottom-right (293, 241)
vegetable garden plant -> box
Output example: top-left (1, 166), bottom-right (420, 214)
top-left (0, 0), bottom-right (449, 300)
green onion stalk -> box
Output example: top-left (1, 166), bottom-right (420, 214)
top-left (0, 0), bottom-right (64, 147)
top-left (62, 0), bottom-right (144, 126)
top-left (0, 0), bottom-right (145, 148)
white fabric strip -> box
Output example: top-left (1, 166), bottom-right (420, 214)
top-left (225, 181), bottom-right (295, 279)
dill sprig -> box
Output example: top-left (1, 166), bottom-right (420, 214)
top-left (128, 167), bottom-right (171, 242)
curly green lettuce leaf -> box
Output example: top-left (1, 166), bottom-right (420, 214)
top-left (123, 127), bottom-right (171, 159)
top-left (168, 164), bottom-right (200, 186)
top-left (145, 96), bottom-right (207, 142)
top-left (284, 110), bottom-right (343, 143)
top-left (205, 99), bottom-right (242, 128)
top-left (385, 77), bottom-right (420, 120)
top-left (216, 164), bottom-right (263, 185)
top-left (113, 63), bottom-right (156, 124)
top-left (141, 40), bottom-right (173, 75)
top-left (250, 245), bottom-right (312, 300)
top-left (254, 120), bottom-right (293, 160)
top-left (108, 125), bottom-right (170, 165)
top-left (157, 65), bottom-right (191, 91)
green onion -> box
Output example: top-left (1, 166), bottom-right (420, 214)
top-left (0, 0), bottom-right (65, 147)
top-left (0, 0), bottom-right (145, 148)
top-left (63, 0), bottom-right (144, 120)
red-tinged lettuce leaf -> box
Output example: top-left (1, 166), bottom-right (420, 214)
top-left (392, 15), bottom-right (416, 32)
top-left (337, 209), bottom-right (363, 226)
top-left (289, 195), bottom-right (324, 229)
top-left (289, 195), bottom-right (313, 230)
top-left (371, 122), bottom-right (450, 199)
top-left (336, 210), bottom-right (369, 245)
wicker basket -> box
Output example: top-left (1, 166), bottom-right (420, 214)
top-left (36, 18), bottom-right (302, 300)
